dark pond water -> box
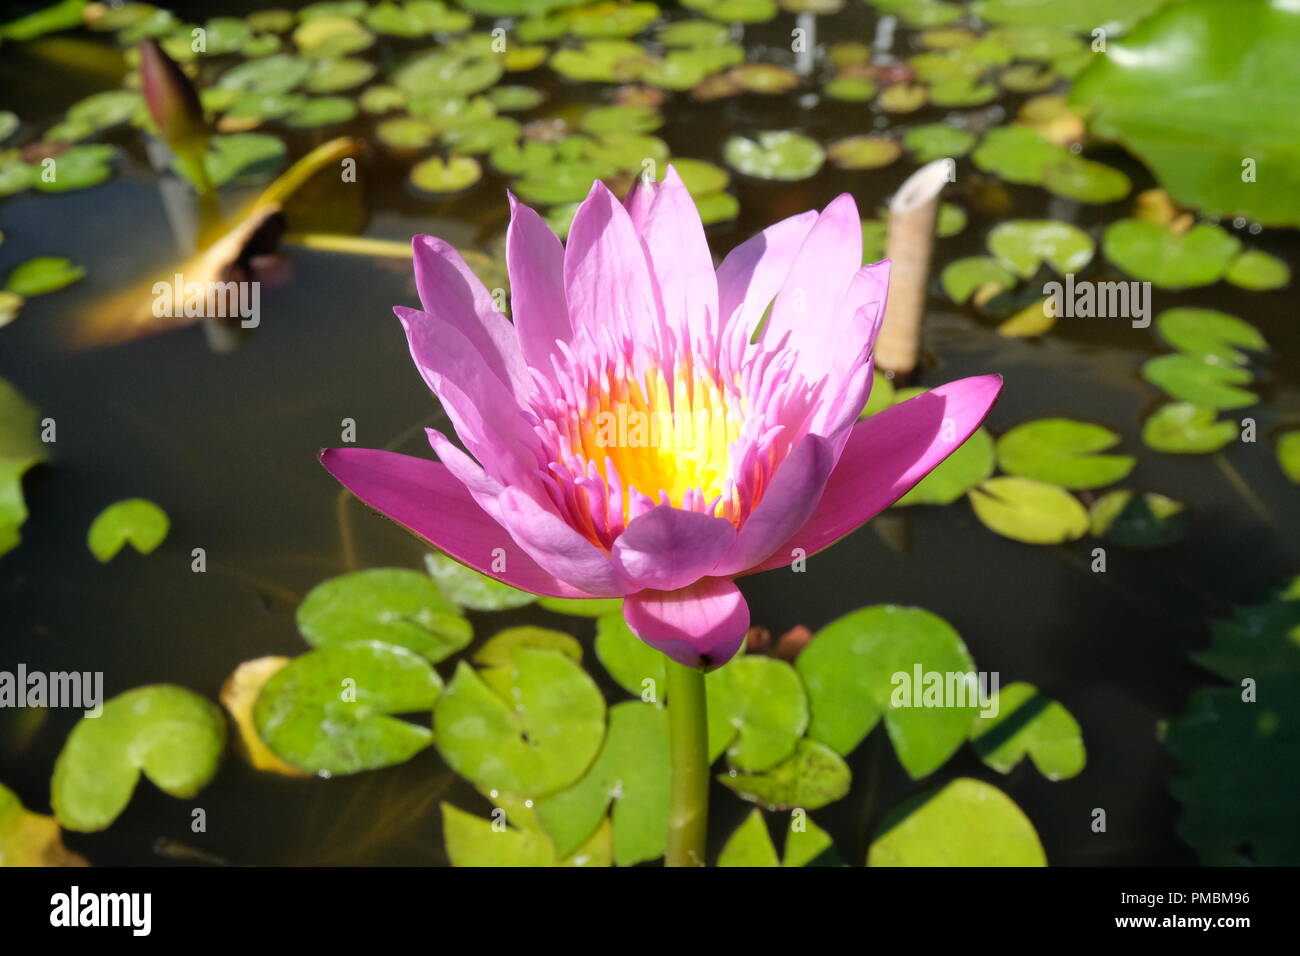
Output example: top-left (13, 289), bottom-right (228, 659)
top-left (1, 0), bottom-right (1297, 865)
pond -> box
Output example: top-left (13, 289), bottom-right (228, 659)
top-left (0, 0), bottom-right (1297, 869)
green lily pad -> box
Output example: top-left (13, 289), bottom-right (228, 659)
top-left (1165, 581), bottom-right (1300, 864)
top-left (719, 739), bottom-right (851, 810)
top-left (87, 498), bottom-right (169, 562)
top-left (423, 551), bottom-right (535, 611)
top-left (827, 135), bottom-right (901, 171)
top-left (1142, 402), bottom-right (1239, 454)
top-left (367, 0), bottom-right (472, 35)
top-left (974, 0), bottom-right (1164, 32)
top-left (224, 92), bottom-right (308, 122)
top-left (903, 122), bottom-right (976, 163)
top-left (568, 1), bottom-right (660, 38)
top-left (970, 682), bottom-right (1085, 779)
top-left (594, 609), bottom-right (666, 699)
top-left (724, 131), bottom-right (825, 182)
top-left (1155, 308), bottom-right (1267, 365)
top-left (285, 96), bottom-right (358, 127)
top-left (717, 809), bottom-right (835, 866)
top-left (879, 83), bottom-right (928, 112)
top-left (536, 700), bottom-right (669, 865)
top-left (293, 14), bottom-right (375, 58)
top-left (941, 256), bottom-right (1016, 305)
top-left (660, 18), bottom-right (729, 45)
top-left (1041, 154), bottom-right (1131, 203)
top-left (707, 655), bottom-right (808, 772)
top-left (1277, 432), bottom-right (1300, 484)
top-left (375, 116), bottom-right (438, 150)
top-left (296, 568), bottom-right (471, 663)
top-left (995, 418), bottom-right (1135, 489)
top-left (254, 641), bottom-right (442, 775)
top-left (538, 595), bottom-right (623, 617)
top-left (52, 685), bottom-right (226, 832)
top-left (0, 377), bottom-right (48, 557)
top-left (669, 157), bottom-right (729, 196)
top-left (474, 627), bottom-right (582, 671)
top-left (0, 152), bottom-right (31, 197)
top-left (580, 105), bottom-right (662, 136)
top-left (488, 85), bottom-right (547, 112)
top-left (395, 49), bottom-right (504, 96)
top-left (1070, 0), bottom-right (1300, 227)
top-left (896, 426), bottom-right (995, 507)
top-left (442, 117), bottom-right (522, 154)
top-left (930, 78), bottom-right (998, 107)
top-left (434, 650), bottom-right (605, 797)
top-left (204, 133), bottom-right (287, 186)
top-left (550, 40), bottom-right (651, 82)
top-left (987, 220), bottom-right (1095, 278)
top-left (359, 84), bottom-right (407, 114)
top-left (797, 605), bottom-right (978, 774)
top-left (218, 54), bottom-right (311, 93)
top-left (1089, 489), bottom-right (1188, 548)
top-left (937, 202), bottom-right (967, 237)
top-left (1224, 250), bottom-right (1290, 291)
top-left (823, 76), bottom-right (877, 102)
top-left (1103, 219), bottom-right (1241, 289)
top-left (872, 0), bottom-right (963, 29)
top-left (868, 777), bottom-right (1046, 866)
top-left (972, 125), bottom-right (1064, 184)
top-left (304, 56), bottom-right (376, 93)
top-left (1000, 62), bottom-right (1060, 92)
top-left (0, 781), bottom-right (84, 866)
top-left (681, 0), bottom-right (778, 23)
top-left (969, 476), bottom-right (1089, 545)
top-left (694, 190), bottom-right (740, 225)
top-left (30, 144), bottom-right (116, 193)
top-left (409, 154), bottom-right (482, 193)
top-left (1141, 354), bottom-right (1257, 410)
top-left (64, 90), bottom-right (142, 134)
top-left (442, 802), bottom-right (611, 867)
top-left (4, 257), bottom-right (84, 297)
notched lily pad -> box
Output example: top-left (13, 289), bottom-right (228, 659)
top-left (970, 682), bottom-right (1085, 779)
top-left (969, 477), bottom-right (1089, 545)
top-left (87, 498), bottom-right (169, 562)
top-left (995, 418), bottom-right (1135, 490)
top-left (724, 130), bottom-right (825, 182)
top-left (719, 739), bottom-right (851, 810)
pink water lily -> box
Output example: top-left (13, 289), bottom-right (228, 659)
top-left (321, 169), bottom-right (1001, 669)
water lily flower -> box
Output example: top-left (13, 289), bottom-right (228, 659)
top-left (137, 39), bottom-right (211, 193)
top-left (322, 170), bottom-right (1001, 669)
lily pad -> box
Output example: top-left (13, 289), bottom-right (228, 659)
top-left (903, 123), bottom-right (976, 163)
top-left (87, 498), bottom-right (169, 562)
top-left (5, 257), bottom-right (84, 297)
top-left (968, 476), bottom-right (1089, 545)
top-left (304, 56), bottom-right (377, 93)
top-left (1141, 354), bottom-right (1257, 410)
top-left (409, 154), bottom-right (482, 194)
top-left (867, 777), bottom-right (1046, 866)
top-left (296, 568), bottom-right (471, 663)
top-left (0, 782), bottom-right (86, 866)
top-left (1103, 219), bottom-right (1241, 289)
top-left (538, 595), bottom-right (623, 617)
top-left (987, 220), bottom-right (1094, 278)
top-left (434, 650), bottom-right (605, 797)
top-left (285, 96), bottom-right (358, 127)
top-left (724, 131), bottom-right (825, 182)
top-left (0, 378), bottom-right (48, 558)
top-left (1041, 154), bottom-right (1131, 203)
top-left (797, 605), bottom-right (978, 775)
top-left (941, 256), bottom-right (1016, 305)
top-left (395, 49), bottom-right (503, 96)
top-left (827, 135), bottom-right (901, 171)
top-left (970, 682), bottom-right (1085, 779)
top-left (204, 133), bottom-right (287, 186)
top-left (254, 641), bottom-right (442, 775)
top-left (1089, 489), bottom-right (1188, 548)
top-left (442, 802), bottom-right (611, 867)
top-left (536, 700), bottom-right (670, 865)
top-left (1277, 432), bottom-right (1300, 484)
top-left (1155, 308), bottom-right (1267, 365)
top-left (719, 739), bottom-right (851, 810)
top-left (824, 76), bottom-right (877, 102)
top-left (30, 144), bottom-right (116, 193)
top-left (218, 54), bottom-right (311, 93)
top-left (972, 125), bottom-right (1064, 184)
top-left (995, 418), bottom-right (1135, 489)
top-left (707, 655), bottom-right (808, 772)
top-left (293, 15), bottom-right (375, 58)
top-left (52, 685), bottom-right (226, 832)
top-left (219, 657), bottom-right (309, 776)
top-left (594, 609), bottom-right (666, 698)
top-left (423, 550), bottom-right (535, 611)
top-left (1142, 402), bottom-right (1239, 454)
top-left (1224, 250), bottom-right (1290, 291)
top-left (550, 40), bottom-right (651, 82)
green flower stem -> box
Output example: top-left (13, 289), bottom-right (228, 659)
top-left (665, 660), bottom-right (709, 867)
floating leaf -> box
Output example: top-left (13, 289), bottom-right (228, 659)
top-left (87, 498), bottom-right (169, 562)
top-left (4, 257), bottom-right (84, 297)
top-left (719, 739), bottom-right (851, 810)
top-left (550, 40), bottom-right (650, 82)
top-left (285, 96), bottom-right (358, 127)
top-left (304, 56), bottom-right (376, 93)
top-left (254, 641), bottom-right (442, 775)
top-left (824, 76), bottom-right (877, 102)
top-left (997, 299), bottom-right (1056, 337)
top-left (1103, 219), bottom-right (1241, 289)
top-left (972, 125), bottom-right (1063, 184)
top-left (423, 550), bottom-right (535, 611)
top-left (707, 655), bottom-right (808, 772)
top-left (218, 54), bottom-right (311, 93)
top-left (1141, 402), bottom-right (1238, 454)
top-left (409, 154), bottom-right (482, 194)
top-left (594, 609), bottom-right (666, 698)
top-left (474, 627), bottom-right (582, 672)
top-left (903, 122), bottom-right (976, 163)
top-left (0, 378), bottom-right (47, 557)
top-left (296, 568), bottom-right (471, 663)
top-left (1278, 432), bottom-right (1300, 484)
top-left (941, 256), bottom-right (1016, 305)
top-left (536, 700), bottom-right (669, 865)
top-left (868, 777), bottom-right (1046, 866)
top-left (974, 0), bottom-right (1164, 31)
top-left (293, 14), bottom-right (375, 58)
top-left (1042, 154), bottom-right (1130, 203)
top-left (724, 131), bottom-right (825, 182)
top-left (879, 82), bottom-right (928, 112)
top-left (995, 418), bottom-right (1135, 489)
top-left (1089, 489), bottom-right (1188, 548)
top-left (52, 685), bottom-right (226, 832)
top-left (219, 657), bottom-right (310, 776)
top-left (489, 85), bottom-right (546, 112)
top-left (442, 802), bottom-right (611, 867)
top-left (970, 682), bottom-right (1085, 779)
top-left (1141, 354), bottom-right (1257, 410)
top-left (434, 650), bottom-right (605, 796)
top-left (1070, 0), bottom-right (1300, 227)
top-left (987, 220), bottom-right (1094, 278)
top-left (717, 808), bottom-right (780, 866)
top-left (375, 116), bottom-right (438, 151)
top-left (1224, 251), bottom-right (1290, 292)
top-left (859, 368), bottom-right (895, 419)
top-left (827, 135), bottom-right (900, 170)
top-left (0, 782), bottom-right (87, 866)
top-left (204, 133), bottom-right (287, 186)
top-left (1155, 308), bottom-right (1266, 365)
top-left (797, 605), bottom-right (977, 774)
top-left (969, 477), bottom-right (1089, 544)
top-left (538, 595), bottom-right (623, 618)
top-left (30, 144), bottom-right (115, 192)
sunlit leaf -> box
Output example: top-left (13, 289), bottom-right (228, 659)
top-left (0, 782), bottom-right (87, 866)
top-left (719, 739), bottom-right (851, 810)
top-left (969, 477), bottom-right (1089, 544)
top-left (970, 682), bottom-right (1085, 779)
top-left (87, 498), bottom-right (169, 562)
top-left (707, 654), bottom-right (808, 772)
top-left (1103, 219), bottom-right (1241, 290)
top-left (1142, 402), bottom-right (1238, 454)
top-left (442, 801), bottom-right (612, 866)
top-left (219, 657), bottom-right (310, 776)
top-left (1089, 489), bottom-right (1188, 548)
top-left (1141, 354), bottom-right (1257, 410)
top-left (4, 257), bottom-right (84, 297)
top-left (995, 418), bottom-right (1135, 489)
top-left (724, 130), bottom-right (825, 182)
top-left (987, 220), bottom-right (1094, 278)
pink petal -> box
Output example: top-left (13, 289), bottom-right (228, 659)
top-left (564, 180), bottom-right (661, 343)
top-left (498, 486), bottom-right (629, 597)
top-left (506, 194), bottom-right (572, 371)
top-left (623, 577), bottom-right (750, 669)
top-left (715, 208), bottom-right (818, 339)
top-left (746, 374), bottom-right (1004, 574)
top-left (637, 165), bottom-right (718, 346)
top-left (623, 174), bottom-right (657, 233)
top-left (319, 447), bottom-right (591, 598)
top-left (611, 504), bottom-right (736, 591)
top-left (715, 434), bottom-right (834, 575)
top-left (411, 235), bottom-right (533, 402)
